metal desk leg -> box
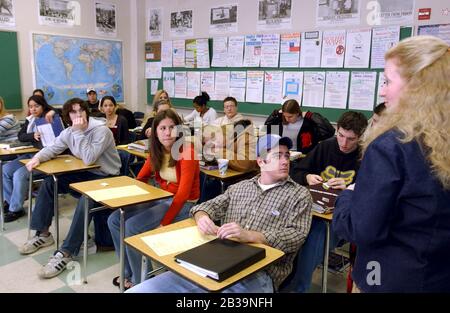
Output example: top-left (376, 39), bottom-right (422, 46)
top-left (140, 255), bottom-right (147, 283)
top-left (0, 159), bottom-right (4, 231)
top-left (83, 197), bottom-right (89, 284)
top-left (53, 175), bottom-right (59, 249)
top-left (119, 208), bottom-right (125, 293)
top-left (322, 221), bottom-right (331, 293)
top-left (27, 171), bottom-right (33, 239)
top-left (220, 180), bottom-right (225, 193)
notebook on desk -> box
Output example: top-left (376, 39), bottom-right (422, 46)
top-left (174, 238), bottom-right (266, 282)
top-left (308, 184), bottom-right (342, 214)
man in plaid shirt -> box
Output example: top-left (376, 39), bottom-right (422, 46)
top-left (128, 134), bottom-right (312, 293)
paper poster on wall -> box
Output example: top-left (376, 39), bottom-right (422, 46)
top-left (367, 0), bottom-right (414, 25)
top-left (185, 39), bottom-right (197, 68)
top-left (170, 10), bottom-right (193, 37)
top-left (214, 71), bottom-right (230, 101)
top-left (348, 71), bottom-right (377, 111)
top-left (376, 71), bottom-right (385, 105)
top-left (418, 24), bottom-right (450, 45)
top-left (282, 71), bottom-right (303, 103)
top-left (321, 30), bottom-right (346, 68)
top-left (316, 0), bottom-right (361, 26)
top-left (145, 42), bottom-right (161, 61)
top-left (209, 4), bottom-right (238, 34)
top-left (38, 0), bottom-right (80, 27)
top-left (302, 72), bottom-right (325, 108)
top-left (257, 0), bottom-right (292, 31)
top-left (175, 72), bottom-right (187, 98)
top-left (370, 26), bottom-right (400, 69)
top-left (187, 71), bottom-right (201, 99)
top-left (0, 0), bottom-right (16, 27)
top-left (212, 37), bottom-right (228, 67)
top-left (229, 71), bottom-right (246, 102)
top-left (264, 71), bottom-right (283, 104)
top-left (243, 34), bottom-right (262, 67)
top-left (147, 7), bottom-right (163, 41)
top-left (324, 71), bottom-right (349, 109)
top-left (344, 28), bottom-right (371, 68)
top-left (227, 36), bottom-right (244, 67)
top-left (150, 80), bottom-right (159, 95)
top-left (279, 32), bottom-right (301, 68)
top-left (163, 72), bottom-right (175, 97)
top-left (161, 41), bottom-right (173, 67)
top-left (245, 71), bottom-right (264, 103)
top-left (196, 39), bottom-right (210, 68)
top-left (95, 2), bottom-right (116, 37)
top-left (173, 40), bottom-right (186, 67)
top-left (300, 31), bottom-right (322, 68)
top-left (261, 34), bottom-right (280, 68)
top-left (145, 62), bottom-right (161, 79)
top-left (200, 72), bottom-right (215, 96)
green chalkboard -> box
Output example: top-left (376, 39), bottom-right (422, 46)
top-left (147, 27), bottom-right (412, 122)
top-left (0, 31), bottom-right (22, 110)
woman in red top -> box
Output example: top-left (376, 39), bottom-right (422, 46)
top-left (108, 109), bottom-right (200, 289)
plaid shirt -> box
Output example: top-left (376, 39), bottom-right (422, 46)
top-left (191, 175), bottom-right (312, 290)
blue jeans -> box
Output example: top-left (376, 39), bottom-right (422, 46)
top-left (30, 171), bottom-right (106, 232)
top-left (2, 153), bottom-right (39, 213)
top-left (127, 270), bottom-right (274, 293)
top-left (107, 199), bottom-right (194, 285)
top-left (280, 219), bottom-right (340, 293)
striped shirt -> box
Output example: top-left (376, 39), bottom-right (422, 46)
top-left (0, 114), bottom-right (20, 142)
top-left (191, 175), bottom-right (312, 290)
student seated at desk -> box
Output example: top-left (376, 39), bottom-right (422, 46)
top-left (127, 134), bottom-right (312, 293)
top-left (198, 119), bottom-right (258, 203)
top-left (138, 99), bottom-right (172, 140)
top-left (0, 96), bottom-right (20, 143)
top-left (212, 96), bottom-right (244, 126)
top-left (2, 96), bottom-right (56, 223)
top-left (98, 95), bottom-right (130, 145)
top-left (280, 111), bottom-right (367, 293)
top-left (183, 92), bottom-right (217, 126)
top-left (333, 36), bottom-right (450, 292)
top-left (264, 99), bottom-right (335, 154)
top-left (18, 98), bottom-right (121, 279)
top-left (108, 109), bottom-right (200, 289)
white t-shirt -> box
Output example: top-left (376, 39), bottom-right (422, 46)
top-left (184, 107), bottom-right (217, 125)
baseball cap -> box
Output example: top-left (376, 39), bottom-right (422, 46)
top-left (257, 134), bottom-right (293, 157)
top-left (86, 88), bottom-right (96, 94)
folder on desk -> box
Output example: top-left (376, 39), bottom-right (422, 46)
top-left (308, 184), bottom-right (341, 214)
top-left (174, 238), bottom-right (266, 282)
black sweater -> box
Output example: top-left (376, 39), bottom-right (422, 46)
top-left (291, 137), bottom-right (361, 186)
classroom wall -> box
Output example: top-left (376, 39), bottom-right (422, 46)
top-left (5, 0), bottom-right (146, 114)
top-left (141, 0), bottom-right (450, 119)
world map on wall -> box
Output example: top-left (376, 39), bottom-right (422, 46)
top-left (33, 33), bottom-right (124, 105)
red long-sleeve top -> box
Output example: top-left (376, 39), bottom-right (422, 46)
top-left (136, 145), bottom-right (200, 225)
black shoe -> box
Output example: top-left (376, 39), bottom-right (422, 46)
top-left (4, 210), bottom-right (25, 223)
top-left (3, 201), bottom-right (9, 213)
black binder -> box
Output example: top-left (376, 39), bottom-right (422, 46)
top-left (174, 238), bottom-right (266, 282)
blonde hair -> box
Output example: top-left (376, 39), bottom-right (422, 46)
top-left (141, 90), bottom-right (172, 126)
top-left (362, 36), bottom-right (450, 188)
top-left (0, 96), bottom-right (5, 117)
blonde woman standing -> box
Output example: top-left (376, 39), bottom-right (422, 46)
top-left (333, 36), bottom-right (450, 292)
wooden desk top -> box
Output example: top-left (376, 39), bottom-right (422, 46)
top-left (20, 155), bottom-right (100, 175)
top-left (117, 145), bottom-right (149, 160)
top-left (201, 168), bottom-right (247, 180)
top-left (125, 218), bottom-right (285, 292)
top-left (312, 211), bottom-right (333, 221)
top-left (0, 147), bottom-right (39, 156)
top-left (69, 175), bottom-right (173, 209)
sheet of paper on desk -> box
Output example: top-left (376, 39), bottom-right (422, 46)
top-left (141, 226), bottom-right (216, 256)
top-left (85, 185), bottom-right (149, 201)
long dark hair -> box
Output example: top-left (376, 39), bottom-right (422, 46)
top-left (61, 98), bottom-right (90, 126)
top-left (150, 109), bottom-right (184, 172)
top-left (27, 95), bottom-right (52, 117)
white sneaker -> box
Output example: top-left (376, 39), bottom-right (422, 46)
top-left (19, 233), bottom-right (55, 255)
top-left (76, 237), bottom-right (97, 257)
top-left (38, 251), bottom-right (73, 279)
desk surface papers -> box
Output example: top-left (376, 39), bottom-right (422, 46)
top-left (141, 226), bottom-right (216, 256)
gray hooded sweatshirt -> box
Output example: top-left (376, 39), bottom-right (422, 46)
top-left (34, 117), bottom-right (121, 176)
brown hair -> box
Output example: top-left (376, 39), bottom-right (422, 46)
top-left (281, 99), bottom-right (301, 124)
top-left (62, 98), bottom-right (90, 126)
top-left (337, 111), bottom-right (368, 138)
top-left (150, 109), bottom-right (184, 172)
